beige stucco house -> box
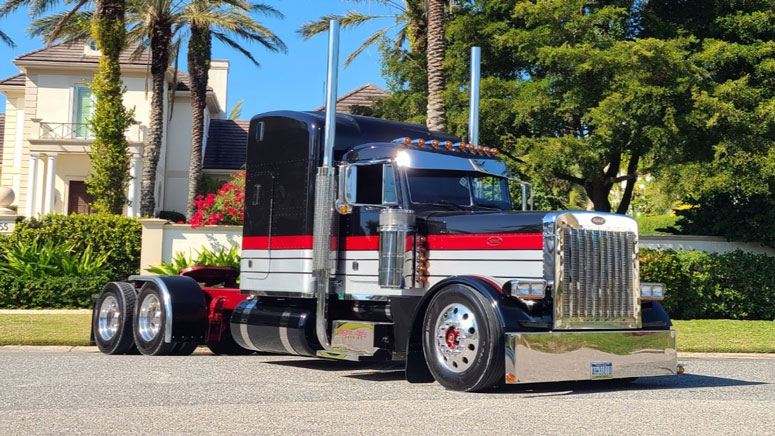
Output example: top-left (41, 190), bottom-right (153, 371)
top-left (0, 40), bottom-right (231, 217)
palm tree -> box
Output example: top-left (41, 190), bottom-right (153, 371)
top-left (298, 0), bottom-right (426, 68)
top-left (9, 0), bottom-right (133, 214)
top-left (425, 0), bottom-right (445, 131)
top-left (124, 0), bottom-right (176, 216)
top-left (182, 0), bottom-right (285, 219)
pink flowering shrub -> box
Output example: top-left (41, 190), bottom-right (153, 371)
top-left (190, 171), bottom-right (245, 228)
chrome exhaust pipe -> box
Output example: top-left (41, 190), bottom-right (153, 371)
top-left (313, 20), bottom-right (340, 351)
top-left (468, 46), bottom-right (481, 146)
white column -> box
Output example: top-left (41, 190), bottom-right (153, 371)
top-left (25, 153), bottom-right (40, 217)
top-left (43, 153), bottom-right (57, 215)
top-left (127, 154), bottom-right (142, 217)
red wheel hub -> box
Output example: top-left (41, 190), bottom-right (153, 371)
top-left (445, 326), bottom-right (460, 349)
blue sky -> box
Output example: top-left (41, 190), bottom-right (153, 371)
top-left (0, 1), bottom-right (397, 118)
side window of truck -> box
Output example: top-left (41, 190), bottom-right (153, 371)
top-left (354, 163), bottom-right (398, 206)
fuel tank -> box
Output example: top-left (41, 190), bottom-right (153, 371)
top-left (230, 298), bottom-right (319, 356)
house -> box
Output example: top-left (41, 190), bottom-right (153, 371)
top-left (313, 83), bottom-right (388, 114)
top-left (0, 40), bottom-right (233, 217)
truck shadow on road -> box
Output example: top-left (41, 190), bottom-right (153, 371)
top-left (266, 359), bottom-right (767, 394)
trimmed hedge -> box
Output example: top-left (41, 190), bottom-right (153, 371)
top-left (0, 271), bottom-right (110, 308)
top-left (9, 214), bottom-right (141, 280)
top-left (640, 249), bottom-right (775, 320)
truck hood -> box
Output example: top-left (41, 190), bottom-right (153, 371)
top-left (416, 211), bottom-right (549, 235)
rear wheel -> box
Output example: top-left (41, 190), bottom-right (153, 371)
top-left (133, 283), bottom-right (176, 356)
top-left (94, 282), bottom-right (137, 355)
top-left (422, 284), bottom-right (504, 392)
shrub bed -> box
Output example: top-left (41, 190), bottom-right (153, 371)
top-left (640, 249), bottom-right (775, 320)
top-left (0, 272), bottom-right (111, 308)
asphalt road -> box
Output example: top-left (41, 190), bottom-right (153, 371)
top-left (0, 349), bottom-right (773, 435)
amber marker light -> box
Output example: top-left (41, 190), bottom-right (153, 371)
top-left (417, 138), bottom-right (426, 147)
top-left (476, 145), bottom-right (484, 153)
top-left (431, 139), bottom-right (439, 148)
top-left (467, 143), bottom-right (476, 152)
top-left (402, 137), bottom-right (412, 145)
top-left (445, 141), bottom-right (453, 149)
top-left (492, 148), bottom-right (500, 156)
top-left (483, 147), bottom-right (491, 155)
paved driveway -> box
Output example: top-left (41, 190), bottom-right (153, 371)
top-left (0, 349), bottom-right (772, 435)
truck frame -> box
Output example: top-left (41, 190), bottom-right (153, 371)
top-left (91, 21), bottom-right (678, 391)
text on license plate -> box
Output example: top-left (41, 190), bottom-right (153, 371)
top-left (591, 362), bottom-right (613, 379)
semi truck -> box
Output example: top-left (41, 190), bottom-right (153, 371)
top-left (91, 21), bottom-right (678, 391)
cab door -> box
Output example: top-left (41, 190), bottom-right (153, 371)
top-left (241, 174), bottom-right (274, 281)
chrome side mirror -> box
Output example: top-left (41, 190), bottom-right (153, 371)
top-left (336, 164), bottom-right (356, 214)
top-left (509, 177), bottom-right (534, 211)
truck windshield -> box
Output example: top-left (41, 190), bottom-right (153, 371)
top-left (406, 169), bottom-right (511, 211)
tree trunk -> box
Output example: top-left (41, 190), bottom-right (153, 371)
top-left (586, 178), bottom-right (613, 212)
top-left (139, 19), bottom-right (172, 217)
top-left (86, 0), bottom-right (131, 214)
top-left (616, 154), bottom-right (640, 214)
top-left (186, 23), bottom-right (211, 220)
top-left (406, 0), bottom-right (426, 54)
top-left (425, 0), bottom-right (446, 131)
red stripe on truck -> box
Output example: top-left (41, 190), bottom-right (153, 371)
top-left (427, 233), bottom-right (543, 250)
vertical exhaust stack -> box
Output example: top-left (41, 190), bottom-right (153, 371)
top-left (313, 20), bottom-right (340, 351)
top-left (468, 46), bottom-right (481, 147)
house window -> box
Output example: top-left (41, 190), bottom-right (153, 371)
top-left (73, 86), bottom-right (92, 138)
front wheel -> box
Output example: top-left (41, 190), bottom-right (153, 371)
top-left (133, 283), bottom-right (176, 356)
top-left (422, 284), bottom-right (504, 392)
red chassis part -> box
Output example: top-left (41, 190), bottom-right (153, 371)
top-left (178, 266), bottom-right (246, 343)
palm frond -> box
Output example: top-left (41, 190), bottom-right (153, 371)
top-left (212, 30), bottom-right (259, 65)
top-left (0, 28), bottom-right (14, 47)
top-left (28, 9), bottom-right (92, 44)
top-left (343, 0), bottom-right (405, 12)
top-left (228, 99), bottom-right (243, 120)
top-left (344, 26), bottom-right (390, 68)
top-left (0, 0), bottom-right (29, 18)
top-left (298, 10), bottom-right (396, 39)
top-left (47, 0), bottom-right (89, 41)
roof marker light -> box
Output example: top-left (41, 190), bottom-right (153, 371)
top-left (416, 138), bottom-right (426, 147)
top-left (431, 139), bottom-right (439, 148)
top-left (445, 141), bottom-right (453, 149)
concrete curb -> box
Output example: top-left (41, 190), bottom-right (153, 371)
top-left (1, 345), bottom-right (774, 359)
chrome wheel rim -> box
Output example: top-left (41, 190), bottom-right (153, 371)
top-left (97, 295), bottom-right (120, 342)
top-left (138, 293), bottom-right (162, 342)
top-left (433, 303), bottom-right (480, 373)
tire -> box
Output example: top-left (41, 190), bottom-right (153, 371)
top-left (422, 284), bottom-right (504, 392)
top-left (93, 282), bottom-right (138, 355)
top-left (171, 342), bottom-right (199, 356)
top-left (207, 321), bottom-right (251, 355)
top-left (133, 283), bottom-right (176, 356)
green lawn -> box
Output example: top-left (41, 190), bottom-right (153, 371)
top-left (0, 313), bottom-right (92, 346)
top-left (0, 313), bottom-right (773, 353)
top-left (673, 319), bottom-right (775, 353)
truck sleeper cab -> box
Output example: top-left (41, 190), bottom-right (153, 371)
top-left (91, 111), bottom-right (677, 392)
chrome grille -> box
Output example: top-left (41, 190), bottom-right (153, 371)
top-left (556, 227), bottom-right (638, 329)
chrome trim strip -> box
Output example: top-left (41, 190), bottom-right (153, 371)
top-left (505, 330), bottom-right (677, 384)
top-left (278, 311), bottom-right (295, 354)
top-left (128, 275), bottom-right (174, 343)
top-left (240, 300), bottom-right (254, 350)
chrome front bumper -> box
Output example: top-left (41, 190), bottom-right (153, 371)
top-left (505, 330), bottom-right (677, 384)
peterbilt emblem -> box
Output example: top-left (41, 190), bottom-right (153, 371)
top-left (486, 236), bottom-right (503, 247)
top-left (591, 216), bottom-right (606, 225)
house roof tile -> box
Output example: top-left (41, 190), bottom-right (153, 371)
top-left (203, 119), bottom-right (249, 170)
top-left (314, 83), bottom-right (389, 113)
top-left (15, 41), bottom-right (150, 66)
top-left (0, 73), bottom-right (25, 87)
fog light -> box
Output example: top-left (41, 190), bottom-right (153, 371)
top-left (504, 279), bottom-right (546, 300)
top-left (641, 282), bottom-right (665, 301)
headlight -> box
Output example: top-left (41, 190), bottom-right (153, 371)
top-left (503, 279), bottom-right (546, 300)
top-left (641, 282), bottom-right (665, 301)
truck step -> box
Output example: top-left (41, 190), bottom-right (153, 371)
top-left (319, 320), bottom-right (393, 360)
top-left (316, 350), bottom-right (388, 362)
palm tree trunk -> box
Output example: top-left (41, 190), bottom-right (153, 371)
top-left (186, 23), bottom-right (211, 220)
top-left (425, 0), bottom-right (446, 131)
top-left (140, 19), bottom-right (172, 216)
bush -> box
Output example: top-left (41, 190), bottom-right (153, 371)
top-left (156, 210), bottom-right (186, 223)
top-left (635, 214), bottom-right (679, 235)
top-left (0, 271), bottom-right (111, 308)
top-left (640, 249), bottom-right (775, 320)
top-left (190, 171), bottom-right (244, 228)
top-left (147, 246), bottom-right (240, 276)
top-left (9, 214), bottom-right (141, 280)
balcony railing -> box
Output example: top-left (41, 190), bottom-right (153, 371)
top-left (35, 121), bottom-right (148, 143)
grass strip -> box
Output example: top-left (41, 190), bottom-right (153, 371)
top-left (0, 314), bottom-right (773, 353)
